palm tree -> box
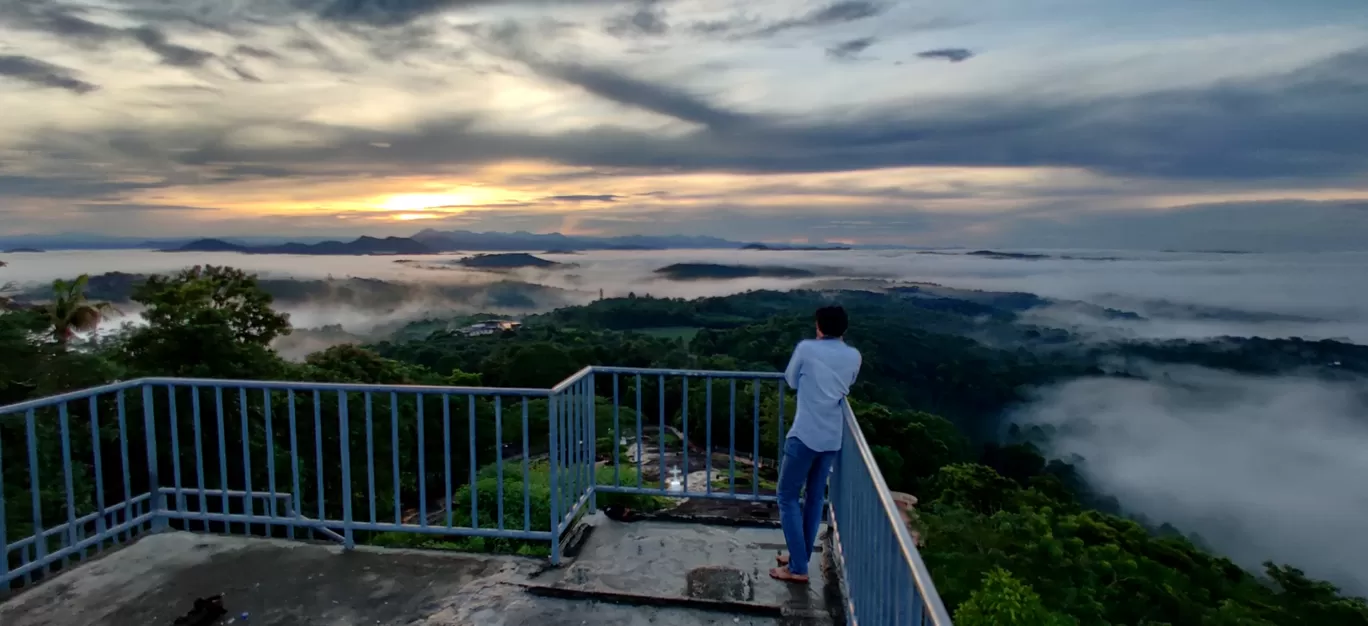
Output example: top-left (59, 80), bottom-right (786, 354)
top-left (46, 274), bottom-right (119, 348)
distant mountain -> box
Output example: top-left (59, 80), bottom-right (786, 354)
top-left (413, 229), bottom-right (743, 251)
top-left (169, 236), bottom-right (435, 256)
top-left (2, 248), bottom-right (44, 253)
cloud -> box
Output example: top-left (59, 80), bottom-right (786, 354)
top-left (604, 1), bottom-right (669, 37)
top-left (0, 55), bottom-right (98, 93)
top-left (916, 47), bottom-right (974, 62)
top-left (0, 3), bottom-right (124, 44)
top-left (69, 42), bottom-right (1354, 185)
top-left (129, 26), bottom-right (216, 67)
top-left (71, 203), bottom-right (223, 213)
top-left (751, 0), bottom-right (884, 38)
top-left (0, 175), bottom-right (169, 198)
top-left (525, 60), bottom-right (751, 130)
top-left (826, 37), bottom-right (876, 61)
top-left (1013, 366), bottom-right (1368, 596)
top-left (544, 194), bottom-right (620, 202)
top-left (691, 0), bottom-right (888, 40)
top-left (306, 0), bottom-right (618, 25)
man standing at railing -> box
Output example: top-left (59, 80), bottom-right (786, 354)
top-left (771, 305), bottom-right (861, 584)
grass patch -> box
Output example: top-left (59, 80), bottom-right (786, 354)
top-left (368, 462), bottom-right (671, 556)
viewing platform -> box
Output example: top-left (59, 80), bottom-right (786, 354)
top-left (0, 367), bottom-right (951, 625)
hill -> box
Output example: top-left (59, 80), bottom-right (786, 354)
top-left (652, 263), bottom-right (817, 280)
top-left (169, 236), bottom-right (435, 255)
top-left (455, 253), bottom-right (561, 269)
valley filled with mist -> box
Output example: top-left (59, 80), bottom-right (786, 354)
top-left (3, 246), bottom-right (1367, 621)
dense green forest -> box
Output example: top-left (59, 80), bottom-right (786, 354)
top-left (2, 265), bottom-right (1367, 624)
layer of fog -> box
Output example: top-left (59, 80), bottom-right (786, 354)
top-left (1013, 366), bottom-right (1368, 596)
top-left (3, 248), bottom-right (1368, 343)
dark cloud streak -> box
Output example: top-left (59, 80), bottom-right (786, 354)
top-left (130, 26), bottom-right (216, 67)
top-left (527, 60), bottom-right (752, 130)
top-left (827, 37), bottom-right (876, 61)
top-left (917, 48), bottom-right (974, 62)
top-left (0, 55), bottom-right (98, 94)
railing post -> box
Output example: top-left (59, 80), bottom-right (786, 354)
top-left (142, 384), bottom-right (167, 531)
top-left (548, 391), bottom-right (562, 565)
top-left (338, 391), bottom-right (354, 550)
top-left (587, 371), bottom-right (597, 514)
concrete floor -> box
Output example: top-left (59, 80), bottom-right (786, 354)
top-left (1, 515), bottom-right (837, 626)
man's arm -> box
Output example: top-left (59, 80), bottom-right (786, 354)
top-left (784, 342), bottom-right (804, 390)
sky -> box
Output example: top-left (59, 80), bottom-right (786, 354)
top-left (1, 0), bottom-right (1366, 249)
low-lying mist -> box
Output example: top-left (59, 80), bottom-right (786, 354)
top-left (5, 248), bottom-right (1368, 344)
top-left (1013, 366), bottom-right (1368, 596)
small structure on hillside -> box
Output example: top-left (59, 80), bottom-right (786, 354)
top-left (458, 319), bottom-right (522, 337)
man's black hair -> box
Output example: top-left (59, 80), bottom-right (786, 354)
top-left (815, 305), bottom-right (848, 338)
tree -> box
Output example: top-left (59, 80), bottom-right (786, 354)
top-left (43, 274), bottom-right (119, 348)
top-left (955, 568), bottom-right (1076, 626)
top-left (121, 265), bottom-right (292, 378)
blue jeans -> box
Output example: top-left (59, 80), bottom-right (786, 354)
top-left (778, 437), bottom-right (837, 576)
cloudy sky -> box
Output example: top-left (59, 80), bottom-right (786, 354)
top-left (1, 0), bottom-right (1366, 248)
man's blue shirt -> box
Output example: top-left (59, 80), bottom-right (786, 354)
top-left (783, 338), bottom-right (862, 452)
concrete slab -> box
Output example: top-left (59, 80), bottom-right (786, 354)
top-left (0, 530), bottom-right (795, 626)
top-left (540, 517), bottom-right (836, 624)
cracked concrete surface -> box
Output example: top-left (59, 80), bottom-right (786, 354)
top-left (0, 514), bottom-right (831, 626)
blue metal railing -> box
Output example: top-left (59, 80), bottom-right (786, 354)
top-left (0, 367), bottom-right (950, 624)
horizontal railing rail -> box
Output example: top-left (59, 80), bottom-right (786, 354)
top-left (1, 366), bottom-right (950, 623)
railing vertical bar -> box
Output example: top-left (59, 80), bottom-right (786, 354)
top-left (571, 384), bottom-right (578, 508)
top-left (583, 378), bottom-right (591, 501)
top-left (338, 391), bottom-right (354, 549)
top-left (752, 378), bottom-right (760, 497)
top-left (142, 384), bottom-right (162, 533)
top-left (287, 390), bottom-right (302, 531)
top-left (443, 394), bottom-right (452, 528)
top-left (116, 391), bottom-right (132, 543)
top-left (390, 392), bottom-right (400, 525)
top-left (728, 379), bottom-right (736, 494)
top-left (521, 397), bottom-right (531, 532)
top-left (263, 389), bottom-right (278, 537)
top-left (561, 392), bottom-right (571, 516)
top-left (88, 394), bottom-right (107, 551)
top-left (468, 395), bottom-right (478, 529)
top-left (495, 395), bottom-right (504, 530)
top-left (657, 374), bottom-right (665, 493)
top-left (192, 388), bottom-right (207, 533)
top-left (58, 402), bottom-right (77, 563)
top-left (239, 387), bottom-right (253, 535)
top-left (777, 384), bottom-right (785, 476)
top-left (0, 421), bottom-right (7, 581)
top-left (312, 390), bottom-right (324, 523)
top-left (166, 387), bottom-right (183, 523)
top-left (587, 373), bottom-right (596, 513)
top-left (705, 378), bottom-right (713, 496)
top-left (417, 393), bottom-right (427, 527)
top-left (214, 387), bottom-right (229, 533)
top-left (548, 392), bottom-right (561, 565)
top-left (366, 392), bottom-right (376, 527)
top-left (612, 374), bottom-right (620, 487)
top-left (635, 374), bottom-right (642, 488)
top-left (681, 376), bottom-right (689, 493)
